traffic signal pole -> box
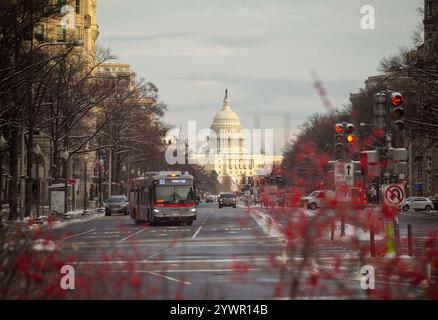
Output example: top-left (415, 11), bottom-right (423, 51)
top-left (333, 122), bottom-right (356, 238)
top-left (371, 91), bottom-right (406, 257)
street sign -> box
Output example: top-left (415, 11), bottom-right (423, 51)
top-left (383, 184), bottom-right (405, 207)
top-left (334, 162), bottom-right (346, 185)
top-left (334, 161), bottom-right (354, 186)
top-left (68, 178), bottom-right (76, 185)
top-left (344, 163), bottom-right (354, 186)
top-left (336, 185), bottom-right (351, 202)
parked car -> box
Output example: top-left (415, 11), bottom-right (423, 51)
top-left (218, 193), bottom-right (236, 209)
top-left (402, 197), bottom-right (434, 213)
top-left (104, 195), bottom-right (129, 216)
top-left (206, 195), bottom-right (216, 203)
top-left (429, 197), bottom-right (438, 211)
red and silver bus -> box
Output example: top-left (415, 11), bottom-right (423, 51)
top-left (128, 171), bottom-right (197, 225)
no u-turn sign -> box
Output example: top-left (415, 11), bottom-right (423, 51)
top-left (383, 183), bottom-right (405, 207)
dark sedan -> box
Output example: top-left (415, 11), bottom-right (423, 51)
top-left (104, 195), bottom-right (129, 216)
top-left (218, 193), bottom-right (236, 209)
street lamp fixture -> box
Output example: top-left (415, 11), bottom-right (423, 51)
top-left (0, 134), bottom-right (7, 150)
top-left (62, 150), bottom-right (69, 160)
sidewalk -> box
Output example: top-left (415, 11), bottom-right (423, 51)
top-left (0, 206), bottom-right (105, 230)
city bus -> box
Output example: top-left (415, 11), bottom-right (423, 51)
top-left (128, 171), bottom-right (197, 225)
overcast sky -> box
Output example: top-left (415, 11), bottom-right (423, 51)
top-left (97, 0), bottom-right (423, 154)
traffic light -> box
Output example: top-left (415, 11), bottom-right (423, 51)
top-left (373, 92), bottom-right (388, 133)
top-left (390, 92), bottom-right (405, 132)
top-left (334, 123), bottom-right (345, 160)
top-left (346, 123), bottom-right (355, 145)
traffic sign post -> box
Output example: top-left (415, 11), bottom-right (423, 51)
top-left (382, 183), bottom-right (405, 257)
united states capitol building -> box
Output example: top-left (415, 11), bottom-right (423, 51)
top-left (170, 90), bottom-right (283, 191)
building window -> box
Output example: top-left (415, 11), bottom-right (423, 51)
top-left (34, 24), bottom-right (45, 42)
top-left (56, 25), bottom-right (66, 42)
top-left (76, 0), bottom-right (81, 14)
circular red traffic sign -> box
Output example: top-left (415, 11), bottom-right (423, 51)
top-left (385, 185), bottom-right (404, 205)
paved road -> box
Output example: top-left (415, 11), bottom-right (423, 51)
top-left (21, 203), bottom-right (435, 299)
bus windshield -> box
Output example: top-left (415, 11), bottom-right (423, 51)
top-left (155, 186), bottom-right (196, 204)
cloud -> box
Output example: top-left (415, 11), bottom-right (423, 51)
top-left (204, 33), bottom-right (280, 48)
top-left (101, 32), bottom-right (196, 43)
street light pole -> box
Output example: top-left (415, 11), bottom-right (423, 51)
top-left (83, 152), bottom-right (89, 214)
top-left (62, 150), bottom-right (69, 215)
top-left (98, 155), bottom-right (104, 209)
top-left (0, 134), bottom-right (7, 226)
top-left (122, 164), bottom-right (127, 195)
top-left (34, 144), bottom-right (41, 218)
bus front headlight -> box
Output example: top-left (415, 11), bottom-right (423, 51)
top-left (190, 208), bottom-right (196, 212)
top-left (153, 209), bottom-right (160, 213)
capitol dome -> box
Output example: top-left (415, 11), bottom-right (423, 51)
top-left (210, 89), bottom-right (241, 131)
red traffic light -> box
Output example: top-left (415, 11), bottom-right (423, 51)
top-left (391, 93), bottom-right (403, 107)
top-left (335, 124), bottom-right (344, 134)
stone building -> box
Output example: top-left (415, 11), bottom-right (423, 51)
top-left (15, 0), bottom-right (100, 214)
top-left (191, 90), bottom-right (282, 191)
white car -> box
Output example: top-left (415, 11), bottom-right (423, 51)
top-left (301, 190), bottom-right (336, 210)
top-left (402, 197), bottom-right (434, 213)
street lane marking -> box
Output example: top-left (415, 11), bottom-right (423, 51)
top-left (78, 270), bottom-right (191, 285)
top-left (120, 227), bottom-right (148, 242)
top-left (82, 235), bottom-right (120, 239)
top-left (192, 226), bottom-right (202, 239)
top-left (61, 228), bottom-right (95, 241)
top-left (142, 271), bottom-right (192, 285)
